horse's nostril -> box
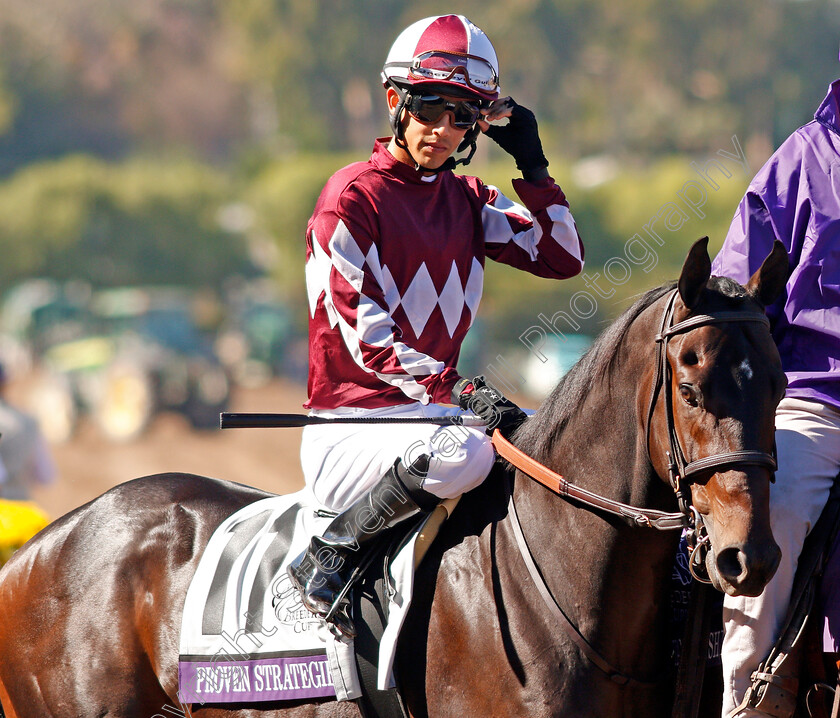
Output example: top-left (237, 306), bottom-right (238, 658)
top-left (715, 543), bottom-right (781, 596)
top-left (716, 546), bottom-right (747, 583)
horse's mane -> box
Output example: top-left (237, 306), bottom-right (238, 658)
top-left (513, 275), bottom-right (750, 463)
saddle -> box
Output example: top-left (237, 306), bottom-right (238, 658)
top-left (352, 495), bottom-right (459, 718)
top-left (177, 488), bottom-right (458, 718)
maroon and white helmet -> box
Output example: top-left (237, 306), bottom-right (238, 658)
top-left (382, 15), bottom-right (500, 101)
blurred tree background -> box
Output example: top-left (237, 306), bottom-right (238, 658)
top-left (0, 0), bottom-right (838, 340)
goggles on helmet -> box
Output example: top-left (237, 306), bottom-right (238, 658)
top-left (405, 93), bottom-right (484, 129)
top-left (388, 51), bottom-right (499, 95)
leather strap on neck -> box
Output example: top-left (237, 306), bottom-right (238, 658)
top-left (505, 475), bottom-right (661, 688)
top-left (491, 430), bottom-right (686, 531)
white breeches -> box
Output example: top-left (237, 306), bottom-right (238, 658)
top-left (299, 402), bottom-right (497, 512)
top-left (722, 397), bottom-right (840, 717)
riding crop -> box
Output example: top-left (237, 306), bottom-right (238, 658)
top-left (219, 412), bottom-right (488, 429)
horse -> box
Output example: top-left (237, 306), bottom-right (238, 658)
top-left (0, 237), bottom-right (789, 718)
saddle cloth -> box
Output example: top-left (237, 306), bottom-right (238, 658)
top-left (178, 489), bottom-right (454, 706)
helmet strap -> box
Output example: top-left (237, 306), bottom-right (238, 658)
top-left (386, 80), bottom-right (480, 174)
top-left (387, 79), bottom-right (414, 160)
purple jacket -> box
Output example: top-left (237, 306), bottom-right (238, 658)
top-left (711, 79), bottom-right (840, 410)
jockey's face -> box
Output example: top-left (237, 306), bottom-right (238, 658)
top-left (386, 87), bottom-right (469, 173)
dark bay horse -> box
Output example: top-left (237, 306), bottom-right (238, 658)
top-left (0, 238), bottom-right (788, 718)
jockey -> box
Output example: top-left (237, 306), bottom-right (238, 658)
top-left (287, 14), bottom-right (585, 638)
top-left (711, 52), bottom-right (840, 717)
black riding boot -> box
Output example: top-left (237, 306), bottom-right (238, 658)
top-left (287, 455), bottom-right (439, 638)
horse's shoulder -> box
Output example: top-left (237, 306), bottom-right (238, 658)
top-left (413, 467), bottom-right (511, 583)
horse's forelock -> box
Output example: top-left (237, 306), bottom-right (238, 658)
top-left (708, 275), bottom-right (750, 303)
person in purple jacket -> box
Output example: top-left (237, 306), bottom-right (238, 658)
top-left (711, 62), bottom-right (840, 717)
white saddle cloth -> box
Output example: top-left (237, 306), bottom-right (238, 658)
top-left (178, 489), bottom-right (455, 705)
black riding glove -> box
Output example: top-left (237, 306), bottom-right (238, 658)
top-left (452, 375), bottom-right (528, 438)
top-left (483, 99), bottom-right (549, 182)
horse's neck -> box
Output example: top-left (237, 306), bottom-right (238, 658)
top-left (511, 313), bottom-right (679, 678)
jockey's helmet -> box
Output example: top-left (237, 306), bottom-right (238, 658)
top-left (381, 15), bottom-right (500, 102)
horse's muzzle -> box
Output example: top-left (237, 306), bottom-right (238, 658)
top-left (708, 539), bottom-right (781, 597)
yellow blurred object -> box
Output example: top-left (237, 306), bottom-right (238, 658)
top-left (0, 499), bottom-right (50, 565)
top-left (44, 336), bottom-right (115, 372)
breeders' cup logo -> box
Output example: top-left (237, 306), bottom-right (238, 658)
top-left (272, 575), bottom-right (324, 635)
top-left (671, 543), bottom-right (692, 586)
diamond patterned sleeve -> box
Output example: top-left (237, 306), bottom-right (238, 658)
top-left (479, 177), bottom-right (584, 279)
top-left (307, 206), bottom-right (461, 405)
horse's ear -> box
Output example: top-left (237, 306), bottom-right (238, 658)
top-left (745, 240), bottom-right (789, 307)
top-left (678, 237), bottom-right (711, 310)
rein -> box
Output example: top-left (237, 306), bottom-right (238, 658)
top-left (493, 288), bottom-right (779, 688)
top-left (491, 430), bottom-right (685, 530)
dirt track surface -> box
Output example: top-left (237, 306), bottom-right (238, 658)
top-left (19, 378), bottom-right (308, 521)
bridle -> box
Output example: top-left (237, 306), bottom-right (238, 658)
top-left (648, 288), bottom-right (777, 508)
top-left (646, 289), bottom-right (777, 578)
top-left (495, 288), bottom-right (777, 533)
top-left (493, 287), bottom-right (778, 686)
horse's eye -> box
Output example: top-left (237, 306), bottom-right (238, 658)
top-left (679, 383), bottom-right (698, 406)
